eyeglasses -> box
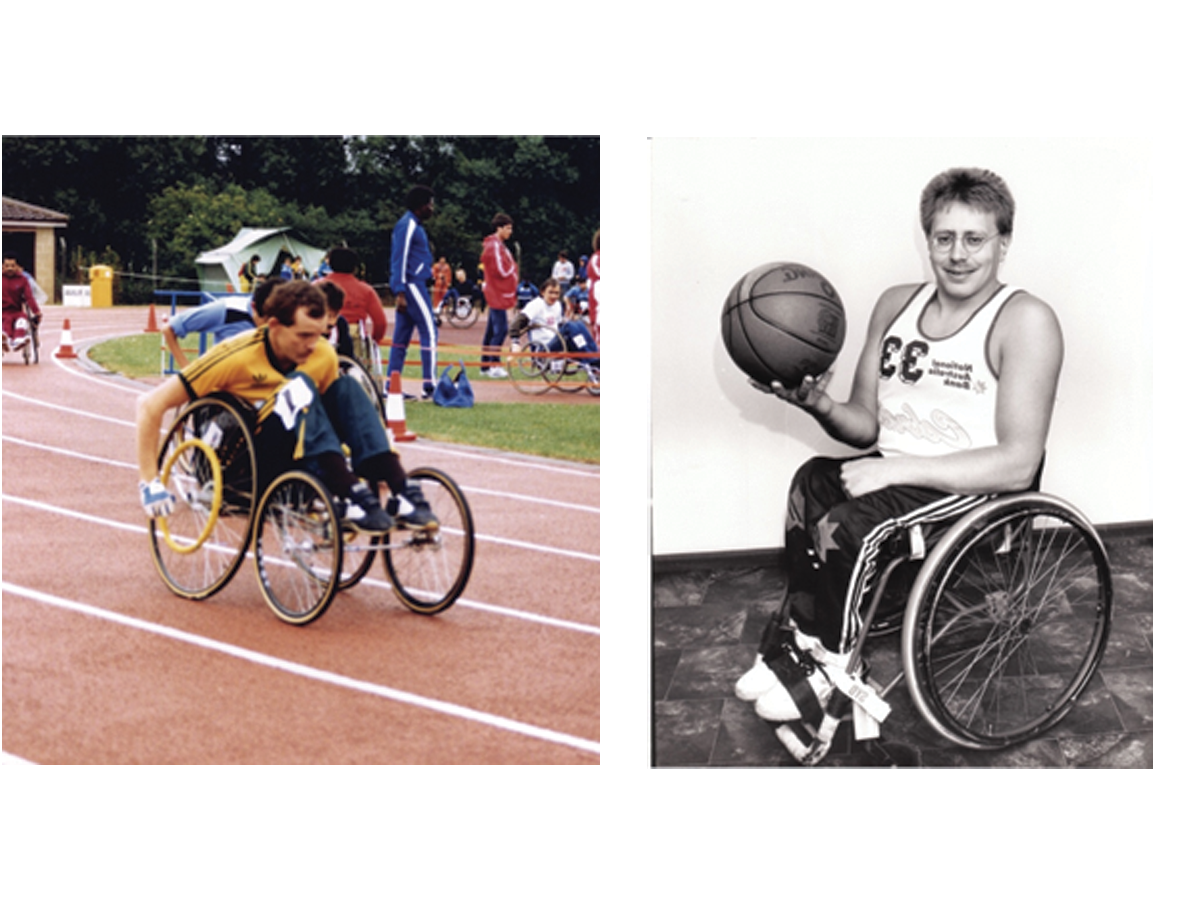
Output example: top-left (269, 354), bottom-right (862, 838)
top-left (928, 231), bottom-right (1000, 256)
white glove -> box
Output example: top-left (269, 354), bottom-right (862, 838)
top-left (140, 478), bottom-right (176, 518)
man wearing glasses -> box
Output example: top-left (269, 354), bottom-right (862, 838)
top-left (735, 168), bottom-right (1064, 762)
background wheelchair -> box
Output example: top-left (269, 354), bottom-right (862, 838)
top-left (435, 288), bottom-right (482, 329)
top-left (148, 388), bottom-right (475, 626)
top-left (505, 320), bottom-right (599, 396)
top-left (2, 313), bottom-right (40, 365)
top-left (834, 486), bottom-right (1113, 751)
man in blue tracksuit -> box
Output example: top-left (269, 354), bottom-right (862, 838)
top-left (388, 185), bottom-right (439, 399)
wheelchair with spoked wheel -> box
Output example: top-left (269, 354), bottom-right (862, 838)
top-left (850, 489), bottom-right (1112, 750)
top-left (505, 315), bottom-right (599, 396)
top-left (751, 481), bottom-right (1113, 758)
top-left (148, 387), bottom-right (475, 625)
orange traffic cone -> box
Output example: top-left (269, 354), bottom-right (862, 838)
top-left (55, 318), bottom-right (78, 359)
top-left (386, 371), bottom-right (417, 443)
top-left (145, 304), bottom-right (159, 333)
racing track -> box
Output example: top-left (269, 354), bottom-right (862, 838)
top-left (2, 306), bottom-right (599, 764)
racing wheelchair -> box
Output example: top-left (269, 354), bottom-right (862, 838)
top-left (148, 389), bottom-right (475, 625)
top-left (749, 479), bottom-right (1113, 757)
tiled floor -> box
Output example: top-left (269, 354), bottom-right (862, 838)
top-left (652, 527), bottom-right (1152, 767)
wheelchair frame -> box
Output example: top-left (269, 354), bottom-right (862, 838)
top-left (148, 390), bottom-right (475, 625)
top-left (838, 490), bottom-right (1113, 751)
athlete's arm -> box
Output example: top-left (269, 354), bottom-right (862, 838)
top-left (135, 375), bottom-right (191, 482)
top-left (162, 325), bottom-right (189, 370)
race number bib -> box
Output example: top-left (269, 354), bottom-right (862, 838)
top-left (273, 377), bottom-right (314, 431)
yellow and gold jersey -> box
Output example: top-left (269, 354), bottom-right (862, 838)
top-left (179, 326), bottom-right (339, 405)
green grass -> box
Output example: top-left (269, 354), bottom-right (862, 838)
top-left (88, 333), bottom-right (199, 379)
top-left (405, 402), bottom-right (598, 463)
top-left (88, 333), bottom-right (599, 464)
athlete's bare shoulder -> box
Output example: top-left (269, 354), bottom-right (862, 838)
top-left (991, 289), bottom-right (1064, 373)
top-left (868, 282), bottom-right (924, 333)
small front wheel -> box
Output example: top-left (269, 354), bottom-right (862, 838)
top-left (381, 468), bottom-right (475, 615)
top-left (253, 470), bottom-right (343, 625)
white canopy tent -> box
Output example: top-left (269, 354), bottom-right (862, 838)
top-left (194, 227), bottom-right (326, 292)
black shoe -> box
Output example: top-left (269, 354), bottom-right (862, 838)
top-left (341, 483), bottom-right (393, 534)
top-left (387, 483), bottom-right (439, 531)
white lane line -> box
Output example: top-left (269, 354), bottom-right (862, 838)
top-left (0, 493), bottom-right (599, 635)
top-left (2, 581), bottom-right (600, 758)
top-left (3, 435), bottom-right (138, 470)
top-left (2, 389), bottom-right (134, 427)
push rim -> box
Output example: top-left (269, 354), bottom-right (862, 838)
top-left (902, 495), bottom-right (1112, 749)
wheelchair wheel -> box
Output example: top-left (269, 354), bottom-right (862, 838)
top-left (253, 470), bottom-right (343, 626)
top-left (901, 494), bottom-right (1113, 750)
top-left (339, 354), bottom-right (386, 424)
top-left (381, 467), bottom-right (474, 615)
top-left (506, 335), bottom-right (555, 395)
top-left (150, 393), bottom-right (258, 600)
top-left (445, 295), bottom-right (480, 328)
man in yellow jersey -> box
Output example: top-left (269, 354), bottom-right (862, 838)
top-left (135, 280), bottom-right (435, 533)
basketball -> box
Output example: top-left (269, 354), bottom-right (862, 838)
top-left (721, 261), bottom-right (846, 388)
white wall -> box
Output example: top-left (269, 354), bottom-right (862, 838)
top-left (650, 137), bottom-right (1153, 557)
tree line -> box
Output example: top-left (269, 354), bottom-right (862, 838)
top-left (2, 136), bottom-right (599, 302)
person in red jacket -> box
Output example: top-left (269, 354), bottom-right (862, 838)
top-left (479, 214), bottom-right (518, 377)
top-left (3, 257), bottom-right (41, 350)
top-left (316, 247), bottom-right (388, 358)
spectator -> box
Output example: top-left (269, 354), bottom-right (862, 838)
top-left (387, 185), bottom-right (439, 400)
top-left (238, 254), bottom-right (262, 292)
top-left (586, 230), bottom-right (600, 337)
top-left (516, 279), bottom-right (539, 310)
top-left (551, 250), bottom-right (575, 292)
top-left (479, 214), bottom-right (518, 378)
top-left (432, 255), bottom-right (452, 310)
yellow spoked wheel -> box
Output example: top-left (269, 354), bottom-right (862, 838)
top-left (157, 438), bottom-right (222, 555)
top-left (150, 393), bottom-right (258, 601)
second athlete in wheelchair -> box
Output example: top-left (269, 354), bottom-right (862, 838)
top-left (506, 278), bottom-right (599, 390)
top-left (2, 256), bottom-right (43, 359)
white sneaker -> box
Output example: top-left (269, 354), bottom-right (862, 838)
top-left (734, 655), bottom-right (780, 702)
top-left (754, 645), bottom-right (851, 723)
top-left (735, 621), bottom-right (835, 702)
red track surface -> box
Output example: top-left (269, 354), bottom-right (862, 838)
top-left (2, 306), bottom-right (599, 764)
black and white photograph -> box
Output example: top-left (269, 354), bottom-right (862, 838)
top-left (650, 137), bottom-right (1153, 768)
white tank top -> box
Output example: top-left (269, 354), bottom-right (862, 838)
top-left (876, 283), bottom-right (1021, 457)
